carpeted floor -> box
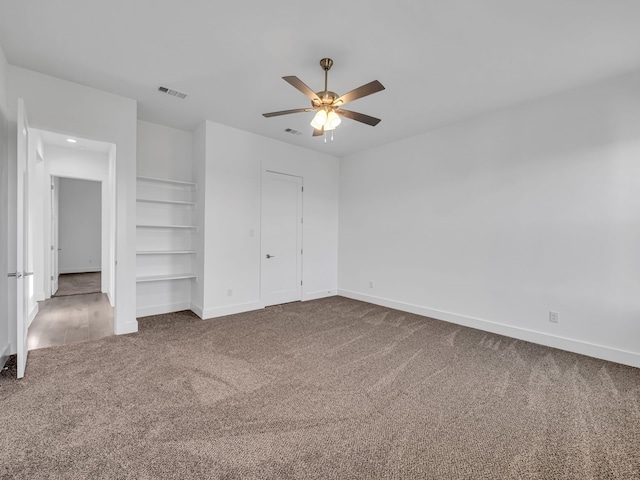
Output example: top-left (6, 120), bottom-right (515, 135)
top-left (53, 272), bottom-right (101, 297)
top-left (1, 296), bottom-right (639, 479)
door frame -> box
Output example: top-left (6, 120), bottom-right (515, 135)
top-left (39, 135), bottom-right (115, 306)
top-left (50, 176), bottom-right (59, 295)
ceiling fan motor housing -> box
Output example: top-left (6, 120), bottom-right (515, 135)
top-left (313, 91), bottom-right (338, 108)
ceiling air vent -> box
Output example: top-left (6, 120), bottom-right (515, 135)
top-left (158, 86), bottom-right (188, 99)
top-left (284, 128), bottom-right (302, 136)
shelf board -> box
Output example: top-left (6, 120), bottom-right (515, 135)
top-left (136, 224), bottom-right (198, 230)
top-left (136, 273), bottom-right (197, 283)
top-left (136, 250), bottom-right (196, 255)
top-left (137, 175), bottom-right (196, 189)
top-left (136, 197), bottom-right (196, 206)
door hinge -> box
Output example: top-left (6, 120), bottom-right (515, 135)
top-left (301, 249), bottom-right (303, 255)
top-left (50, 275), bottom-right (53, 281)
top-left (50, 245), bottom-right (54, 251)
top-left (51, 184), bottom-right (54, 190)
top-left (301, 218), bottom-right (303, 224)
top-left (301, 186), bottom-right (304, 192)
top-left (300, 280), bottom-right (303, 286)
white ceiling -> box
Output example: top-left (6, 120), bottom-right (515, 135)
top-left (1, 0), bottom-right (640, 157)
top-left (34, 128), bottom-right (113, 154)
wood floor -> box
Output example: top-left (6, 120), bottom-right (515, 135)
top-left (28, 293), bottom-right (114, 350)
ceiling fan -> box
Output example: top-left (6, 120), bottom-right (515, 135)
top-left (262, 58), bottom-right (385, 138)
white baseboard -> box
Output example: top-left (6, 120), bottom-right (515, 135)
top-left (35, 291), bottom-right (45, 302)
top-left (114, 320), bottom-right (138, 335)
top-left (303, 289), bottom-right (338, 302)
top-left (59, 267), bottom-right (101, 274)
top-left (190, 302), bottom-right (204, 319)
top-left (338, 289), bottom-right (640, 369)
top-left (201, 301), bottom-right (264, 320)
top-left (136, 301), bottom-right (192, 318)
top-left (28, 303), bottom-right (39, 328)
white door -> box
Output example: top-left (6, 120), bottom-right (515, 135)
top-left (50, 177), bottom-right (59, 295)
top-left (15, 99), bottom-right (31, 379)
top-left (261, 171), bottom-right (303, 307)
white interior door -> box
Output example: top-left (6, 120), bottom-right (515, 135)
top-left (261, 171), bottom-right (303, 307)
top-left (50, 177), bottom-right (59, 295)
top-left (15, 99), bottom-right (30, 379)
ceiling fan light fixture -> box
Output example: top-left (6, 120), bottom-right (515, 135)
top-left (310, 109), bottom-right (327, 129)
top-left (327, 110), bottom-right (341, 129)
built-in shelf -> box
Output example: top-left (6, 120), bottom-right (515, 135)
top-left (136, 173), bottom-right (199, 314)
top-left (136, 224), bottom-right (198, 230)
top-left (136, 250), bottom-right (196, 255)
top-left (136, 175), bottom-right (197, 189)
top-left (136, 198), bottom-right (196, 206)
top-left (136, 273), bottom-right (197, 283)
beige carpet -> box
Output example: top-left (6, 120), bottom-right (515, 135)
top-left (53, 272), bottom-right (101, 297)
top-left (1, 297), bottom-right (639, 479)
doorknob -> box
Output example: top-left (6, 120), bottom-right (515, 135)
top-left (266, 254), bottom-right (275, 259)
top-left (8, 272), bottom-right (22, 278)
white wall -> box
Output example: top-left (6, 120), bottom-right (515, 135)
top-left (58, 178), bottom-right (101, 274)
top-left (339, 70), bottom-right (640, 368)
top-left (29, 136), bottom-right (45, 306)
top-left (0, 44), bottom-right (10, 365)
top-left (8, 67), bottom-right (137, 334)
top-left (193, 121), bottom-right (339, 319)
top-left (137, 120), bottom-right (193, 181)
top-left (24, 126), bottom-right (45, 326)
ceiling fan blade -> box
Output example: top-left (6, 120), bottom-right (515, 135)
top-left (312, 127), bottom-right (324, 137)
top-left (333, 80), bottom-right (385, 107)
top-left (262, 108), bottom-right (316, 118)
top-left (336, 109), bottom-right (381, 126)
top-left (283, 76), bottom-right (321, 104)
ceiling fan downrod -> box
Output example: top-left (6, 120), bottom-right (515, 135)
top-left (320, 57), bottom-right (333, 93)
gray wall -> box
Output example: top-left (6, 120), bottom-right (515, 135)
top-left (58, 177), bottom-right (101, 274)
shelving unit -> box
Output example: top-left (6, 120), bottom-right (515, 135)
top-left (137, 198), bottom-right (197, 206)
top-left (136, 273), bottom-right (197, 283)
top-left (136, 175), bottom-right (197, 187)
top-left (136, 250), bottom-right (196, 255)
top-left (136, 175), bottom-right (198, 316)
top-left (137, 224), bottom-right (198, 230)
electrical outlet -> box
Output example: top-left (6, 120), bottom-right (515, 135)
top-left (227, 289), bottom-right (233, 297)
top-left (549, 311), bottom-right (559, 323)
top-left (369, 281), bottom-right (374, 289)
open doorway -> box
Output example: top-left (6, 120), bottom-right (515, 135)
top-left (53, 177), bottom-right (102, 297)
top-left (26, 129), bottom-right (116, 350)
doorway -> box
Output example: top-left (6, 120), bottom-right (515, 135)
top-left (260, 171), bottom-right (303, 307)
top-left (53, 177), bottom-right (102, 297)
top-left (26, 129), bottom-right (116, 351)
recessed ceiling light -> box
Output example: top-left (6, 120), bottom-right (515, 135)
top-left (66, 138), bottom-right (77, 143)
